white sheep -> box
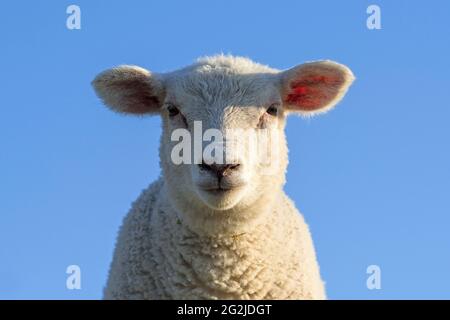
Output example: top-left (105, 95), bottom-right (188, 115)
top-left (92, 55), bottom-right (354, 299)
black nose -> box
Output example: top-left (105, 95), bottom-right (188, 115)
top-left (199, 162), bottom-right (241, 177)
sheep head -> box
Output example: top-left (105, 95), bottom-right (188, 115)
top-left (93, 55), bottom-right (354, 231)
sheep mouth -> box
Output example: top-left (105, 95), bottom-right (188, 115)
top-left (202, 187), bottom-right (233, 194)
top-left (199, 184), bottom-right (245, 194)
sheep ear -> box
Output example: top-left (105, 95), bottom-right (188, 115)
top-left (92, 65), bottom-right (165, 115)
top-left (279, 61), bottom-right (354, 115)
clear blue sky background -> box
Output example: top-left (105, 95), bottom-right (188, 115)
top-left (1, 0), bottom-right (449, 299)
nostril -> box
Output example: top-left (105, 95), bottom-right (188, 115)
top-left (199, 162), bottom-right (212, 171)
top-left (199, 162), bottom-right (221, 174)
top-left (219, 164), bottom-right (241, 177)
top-left (198, 162), bottom-right (241, 176)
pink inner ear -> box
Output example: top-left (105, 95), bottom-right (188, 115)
top-left (285, 75), bottom-right (342, 110)
top-left (109, 79), bottom-right (160, 114)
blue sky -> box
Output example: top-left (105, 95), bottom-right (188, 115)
top-left (1, 0), bottom-right (450, 299)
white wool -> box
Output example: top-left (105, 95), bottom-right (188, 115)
top-left (103, 180), bottom-right (325, 299)
top-left (92, 55), bottom-right (354, 300)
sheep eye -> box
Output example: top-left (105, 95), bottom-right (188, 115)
top-left (167, 104), bottom-right (180, 117)
top-left (266, 104), bottom-right (279, 116)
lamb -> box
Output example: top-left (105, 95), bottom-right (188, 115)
top-left (92, 55), bottom-right (354, 299)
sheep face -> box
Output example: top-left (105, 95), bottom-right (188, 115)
top-left (159, 66), bottom-right (289, 212)
top-left (93, 56), bottom-right (354, 230)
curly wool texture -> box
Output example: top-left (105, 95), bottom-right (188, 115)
top-left (104, 179), bottom-right (325, 299)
